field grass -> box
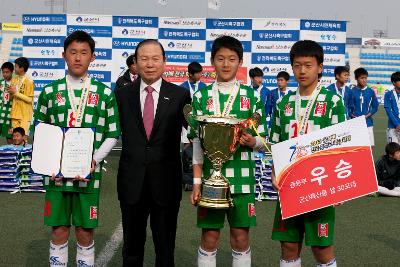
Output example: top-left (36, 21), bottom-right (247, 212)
top-left (0, 107), bottom-right (399, 266)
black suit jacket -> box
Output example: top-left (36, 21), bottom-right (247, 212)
top-left (115, 78), bottom-right (191, 206)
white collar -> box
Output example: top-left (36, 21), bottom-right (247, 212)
top-left (140, 78), bottom-right (162, 93)
top-left (129, 72), bottom-right (137, 81)
top-left (66, 74), bottom-right (88, 88)
top-left (215, 79), bottom-right (237, 94)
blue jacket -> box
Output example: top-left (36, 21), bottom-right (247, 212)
top-left (326, 83), bottom-right (353, 119)
top-left (260, 86), bottom-right (271, 119)
top-left (350, 86), bottom-right (379, 127)
top-left (384, 89), bottom-right (400, 129)
top-left (268, 88), bottom-right (289, 126)
top-left (179, 80), bottom-right (207, 95)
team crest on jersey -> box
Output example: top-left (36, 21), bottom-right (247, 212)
top-left (318, 223), bottom-right (329, 237)
top-left (87, 92), bottom-right (99, 106)
top-left (248, 203), bottom-right (256, 217)
top-left (90, 206), bottom-right (98, 219)
top-left (55, 92), bottom-right (66, 104)
top-left (206, 98), bottom-right (214, 111)
top-left (284, 103), bottom-right (293, 116)
top-left (240, 96), bottom-right (251, 111)
top-left (314, 102), bottom-right (327, 117)
top-left (3, 92), bottom-right (9, 102)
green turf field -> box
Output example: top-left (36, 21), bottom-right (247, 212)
top-left (1, 107), bottom-right (399, 266)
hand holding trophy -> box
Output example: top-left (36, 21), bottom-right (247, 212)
top-left (184, 104), bottom-right (260, 209)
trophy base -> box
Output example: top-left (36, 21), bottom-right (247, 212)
top-left (198, 183), bottom-right (231, 209)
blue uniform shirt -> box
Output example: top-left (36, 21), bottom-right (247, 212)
top-left (350, 86), bottom-right (379, 127)
top-left (259, 86), bottom-right (271, 119)
top-left (326, 83), bottom-right (353, 119)
top-left (268, 88), bottom-right (288, 126)
top-left (180, 80), bottom-right (207, 96)
top-left (384, 89), bottom-right (400, 129)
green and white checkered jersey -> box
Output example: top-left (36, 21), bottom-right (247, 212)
top-left (188, 83), bottom-right (268, 194)
top-left (0, 79), bottom-right (12, 137)
top-left (269, 87), bottom-right (346, 144)
top-left (34, 77), bottom-right (121, 193)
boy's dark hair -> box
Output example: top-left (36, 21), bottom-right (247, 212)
top-left (64, 30), bottom-right (95, 54)
top-left (249, 67), bottom-right (263, 78)
top-left (12, 127), bottom-right (25, 136)
top-left (277, 71), bottom-right (290, 81)
top-left (354, 67), bottom-right (368, 79)
top-left (334, 66), bottom-right (350, 77)
top-left (14, 57), bottom-right (30, 72)
top-left (188, 62), bottom-right (203, 75)
top-left (134, 39), bottom-right (165, 61)
top-left (290, 40), bottom-right (324, 65)
top-left (1, 62), bottom-right (14, 72)
top-left (211, 35), bottom-right (243, 61)
top-left (126, 54), bottom-right (135, 67)
top-left (391, 72), bottom-right (400, 84)
top-left (385, 142), bottom-right (400, 157)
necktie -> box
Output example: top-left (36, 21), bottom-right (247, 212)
top-left (143, 86), bottom-right (155, 140)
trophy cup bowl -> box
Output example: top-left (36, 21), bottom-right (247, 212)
top-left (184, 104), bottom-right (260, 209)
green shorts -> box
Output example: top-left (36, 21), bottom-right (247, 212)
top-left (197, 193), bottom-right (257, 229)
top-left (271, 201), bottom-right (335, 246)
top-left (43, 190), bottom-right (100, 228)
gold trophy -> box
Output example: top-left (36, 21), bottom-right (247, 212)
top-left (184, 104), bottom-right (260, 209)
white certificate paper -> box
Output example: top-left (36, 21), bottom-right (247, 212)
top-left (31, 122), bottom-right (95, 179)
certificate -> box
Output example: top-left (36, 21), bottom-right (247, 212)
top-left (31, 122), bottom-right (95, 179)
top-left (272, 116), bottom-right (378, 219)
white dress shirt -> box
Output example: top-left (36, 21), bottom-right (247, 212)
top-left (140, 78), bottom-right (162, 118)
top-left (130, 72), bottom-right (138, 82)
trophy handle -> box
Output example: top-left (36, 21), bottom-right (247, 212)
top-left (183, 104), bottom-right (199, 135)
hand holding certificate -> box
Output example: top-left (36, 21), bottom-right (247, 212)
top-left (31, 122), bottom-right (95, 179)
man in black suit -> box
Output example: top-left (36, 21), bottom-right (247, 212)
top-left (115, 39), bottom-right (191, 267)
top-left (115, 53), bottom-right (138, 91)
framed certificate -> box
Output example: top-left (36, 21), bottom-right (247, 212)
top-left (31, 122), bottom-right (95, 179)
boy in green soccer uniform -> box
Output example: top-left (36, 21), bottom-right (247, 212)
top-left (269, 40), bottom-right (346, 267)
top-left (0, 62), bottom-right (14, 143)
top-left (34, 30), bottom-right (120, 267)
top-left (189, 36), bottom-right (268, 267)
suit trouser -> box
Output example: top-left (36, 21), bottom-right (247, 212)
top-left (120, 183), bottom-right (180, 267)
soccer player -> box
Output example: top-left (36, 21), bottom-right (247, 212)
top-left (269, 40), bottom-right (346, 267)
top-left (189, 35), bottom-right (268, 267)
top-left (33, 30), bottom-right (120, 267)
top-left (12, 127), bottom-right (26, 147)
top-left (8, 57), bottom-right (34, 137)
top-left (350, 67), bottom-right (379, 150)
top-left (326, 66), bottom-right (353, 119)
top-left (0, 62), bottom-right (14, 143)
top-left (384, 72), bottom-right (400, 143)
top-left (375, 142), bottom-right (400, 196)
top-left (180, 61), bottom-right (207, 96)
top-left (115, 53), bottom-right (138, 90)
top-left (268, 71), bottom-right (290, 126)
top-left (250, 67), bottom-right (270, 112)
top-left (180, 61), bottom-right (207, 146)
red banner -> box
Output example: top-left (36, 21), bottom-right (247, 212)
top-left (278, 146), bottom-right (378, 219)
top-left (163, 65), bottom-right (248, 85)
